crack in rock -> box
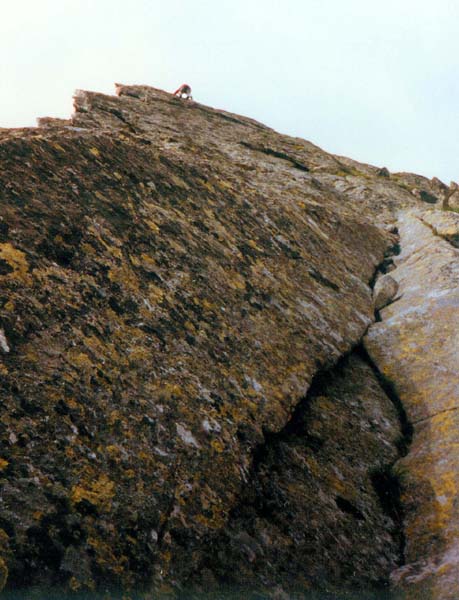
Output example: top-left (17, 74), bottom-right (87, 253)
top-left (364, 210), bottom-right (459, 599)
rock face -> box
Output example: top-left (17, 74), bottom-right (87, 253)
top-left (373, 274), bottom-right (399, 311)
top-left (420, 210), bottom-right (459, 248)
top-left (0, 84), bottom-right (456, 598)
top-left (365, 211), bottom-right (459, 599)
top-left (190, 352), bottom-right (404, 597)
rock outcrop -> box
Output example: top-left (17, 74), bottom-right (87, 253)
top-left (365, 211), bottom-right (459, 599)
top-left (0, 84), bottom-right (457, 598)
top-left (189, 351), bottom-right (404, 597)
top-left (373, 274), bottom-right (399, 311)
top-left (420, 210), bottom-right (459, 248)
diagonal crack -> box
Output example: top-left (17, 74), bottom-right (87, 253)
top-left (417, 214), bottom-right (459, 249)
top-left (240, 141), bottom-right (310, 172)
top-left (97, 105), bottom-right (138, 133)
top-left (412, 405), bottom-right (459, 425)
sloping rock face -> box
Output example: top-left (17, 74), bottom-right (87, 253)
top-left (365, 211), bottom-right (459, 599)
top-left (0, 85), bottom-right (390, 596)
top-left (0, 84), bottom-right (453, 598)
top-left (189, 352), bottom-right (404, 598)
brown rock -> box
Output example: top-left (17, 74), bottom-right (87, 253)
top-left (189, 352), bottom-right (403, 597)
top-left (0, 84), bottom-right (388, 594)
top-left (0, 83), bottom-right (456, 597)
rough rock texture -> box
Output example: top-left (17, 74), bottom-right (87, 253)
top-left (0, 84), bottom-right (454, 598)
top-left (189, 352), bottom-right (403, 598)
top-left (373, 274), bottom-right (399, 311)
top-left (420, 209), bottom-right (459, 248)
top-left (365, 211), bottom-right (459, 599)
top-left (0, 84), bottom-right (394, 596)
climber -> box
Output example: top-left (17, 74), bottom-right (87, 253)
top-left (173, 84), bottom-right (193, 100)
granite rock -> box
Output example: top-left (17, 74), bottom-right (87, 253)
top-left (365, 212), bottom-right (459, 599)
top-left (0, 84), bottom-right (454, 598)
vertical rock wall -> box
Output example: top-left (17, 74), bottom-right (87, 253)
top-left (365, 211), bottom-right (459, 599)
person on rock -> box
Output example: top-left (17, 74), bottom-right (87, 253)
top-left (173, 84), bottom-right (192, 100)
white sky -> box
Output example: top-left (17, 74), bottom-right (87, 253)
top-left (2, 0), bottom-right (459, 182)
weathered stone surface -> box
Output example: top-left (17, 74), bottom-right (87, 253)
top-left (188, 352), bottom-right (404, 598)
top-left (319, 156), bottom-right (447, 225)
top-left (0, 83), bottom-right (455, 598)
top-left (36, 117), bottom-right (72, 128)
top-left (365, 211), bottom-right (459, 599)
top-left (421, 209), bottom-right (459, 248)
top-left (373, 274), bottom-right (399, 311)
top-left (0, 85), bottom-right (391, 595)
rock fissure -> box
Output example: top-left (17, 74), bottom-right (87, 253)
top-left (186, 345), bottom-right (409, 597)
top-left (411, 405), bottom-right (459, 426)
top-left (418, 211), bottom-right (459, 249)
top-left (240, 141), bottom-right (310, 172)
top-left (0, 84), bottom-right (456, 598)
top-left (355, 345), bottom-right (413, 458)
top-left (365, 210), bottom-right (459, 598)
top-left (97, 105), bottom-right (138, 134)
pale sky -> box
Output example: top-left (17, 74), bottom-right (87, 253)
top-left (2, 0), bottom-right (459, 183)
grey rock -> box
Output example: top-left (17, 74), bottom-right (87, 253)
top-left (373, 274), bottom-right (399, 310)
top-left (0, 328), bottom-right (9, 353)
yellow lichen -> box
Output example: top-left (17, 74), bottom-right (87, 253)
top-left (0, 243), bottom-right (30, 282)
top-left (71, 474), bottom-right (115, 511)
top-left (145, 219), bottom-right (160, 233)
top-left (145, 283), bottom-right (164, 305)
top-left (92, 543), bottom-right (127, 575)
top-left (211, 440), bottom-right (224, 453)
top-left (226, 272), bottom-right (246, 291)
top-left (247, 239), bottom-right (262, 251)
top-left (69, 351), bottom-right (94, 371)
top-left (108, 410), bottom-right (121, 426)
top-left (69, 576), bottom-right (81, 591)
top-left (0, 459), bottom-right (9, 472)
top-left (0, 557), bottom-right (7, 592)
top-left (106, 445), bottom-right (120, 458)
top-left (140, 253), bottom-right (157, 270)
top-left (108, 264), bottom-right (139, 293)
top-left (66, 398), bottom-right (81, 410)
